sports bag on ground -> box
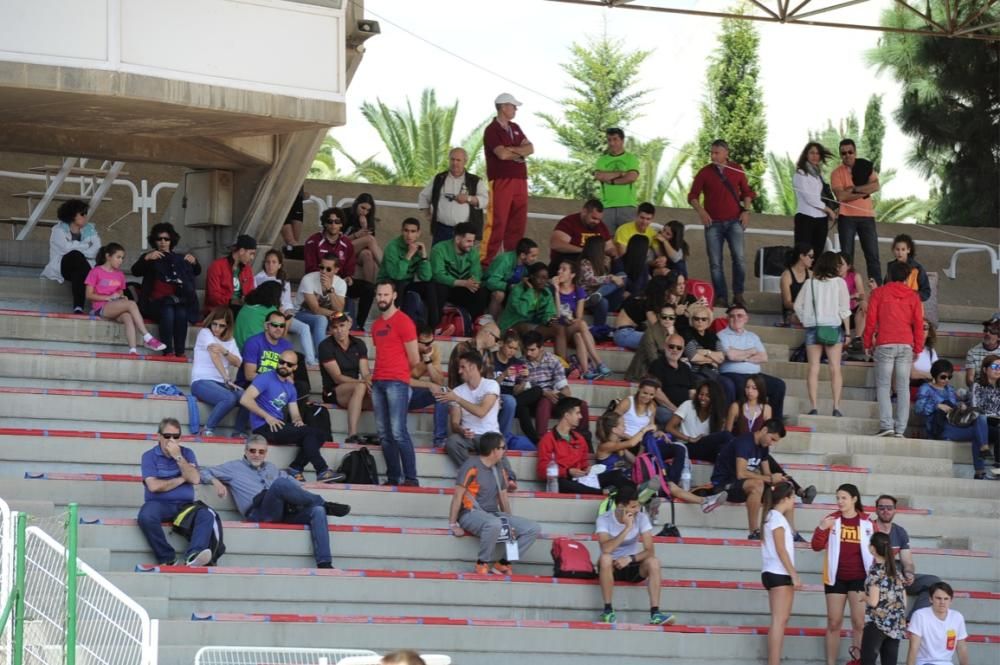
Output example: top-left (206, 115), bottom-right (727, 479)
top-left (551, 537), bottom-right (597, 579)
top-left (171, 501), bottom-right (225, 565)
top-left (336, 447), bottom-right (380, 484)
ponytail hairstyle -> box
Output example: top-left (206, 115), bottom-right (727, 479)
top-left (869, 531), bottom-right (898, 580)
top-left (836, 483), bottom-right (865, 516)
top-left (596, 409), bottom-right (621, 444)
top-left (760, 481), bottom-right (796, 534)
top-left (96, 242), bottom-right (125, 267)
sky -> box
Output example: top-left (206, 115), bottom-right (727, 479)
top-left (334, 0), bottom-right (929, 200)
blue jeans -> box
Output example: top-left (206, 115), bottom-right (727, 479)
top-left (191, 380), bottom-right (240, 432)
top-left (294, 310), bottom-right (327, 364)
top-left (837, 216), bottom-right (882, 285)
top-left (939, 416), bottom-right (989, 472)
top-left (704, 219), bottom-right (746, 301)
top-left (498, 393), bottom-right (516, 441)
top-left (246, 476), bottom-right (331, 565)
top-left (586, 278), bottom-right (626, 327)
top-left (137, 500), bottom-right (213, 564)
top-left (373, 380), bottom-right (417, 484)
top-left (613, 326), bottom-right (644, 350)
top-left (409, 386), bottom-right (450, 445)
top-left (288, 316), bottom-right (317, 365)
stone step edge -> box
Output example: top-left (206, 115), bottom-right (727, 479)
top-left (129, 562), bottom-right (1000, 600)
top-left (28, 472), bottom-right (906, 515)
top-left (85, 517), bottom-right (990, 559)
top-left (189, 611), bottom-right (1000, 643)
top-left (0, 428), bottom-right (845, 470)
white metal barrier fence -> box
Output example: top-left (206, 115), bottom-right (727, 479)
top-left (194, 647), bottom-right (379, 665)
top-left (21, 526), bottom-right (157, 665)
top-left (0, 499), bottom-right (12, 665)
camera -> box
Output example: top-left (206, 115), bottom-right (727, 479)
top-left (444, 194), bottom-right (456, 202)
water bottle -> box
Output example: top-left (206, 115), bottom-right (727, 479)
top-left (680, 458), bottom-right (692, 492)
top-left (546, 455), bottom-right (559, 494)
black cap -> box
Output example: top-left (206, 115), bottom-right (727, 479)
top-left (231, 234), bottom-right (257, 250)
top-left (984, 313), bottom-right (1000, 330)
top-left (726, 303), bottom-right (748, 314)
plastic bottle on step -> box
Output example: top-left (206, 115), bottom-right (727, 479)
top-left (546, 455), bottom-right (559, 494)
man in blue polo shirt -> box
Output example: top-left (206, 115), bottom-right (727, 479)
top-left (137, 417), bottom-right (215, 566)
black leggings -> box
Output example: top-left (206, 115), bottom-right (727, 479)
top-left (255, 423), bottom-right (328, 473)
top-left (434, 282), bottom-right (488, 322)
top-left (794, 213), bottom-right (829, 260)
top-left (347, 280), bottom-right (375, 329)
top-left (61, 251), bottom-right (91, 309)
top-left (557, 469), bottom-right (628, 495)
top-left (859, 622), bottom-right (899, 665)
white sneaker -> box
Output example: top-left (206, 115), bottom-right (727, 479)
top-left (702, 490), bottom-right (728, 514)
top-left (186, 548), bottom-right (212, 567)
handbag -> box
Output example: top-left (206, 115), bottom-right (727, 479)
top-left (947, 402), bottom-right (979, 428)
top-left (810, 278), bottom-right (841, 346)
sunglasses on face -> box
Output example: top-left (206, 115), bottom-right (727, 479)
top-left (841, 150), bottom-right (855, 156)
top-left (666, 344), bottom-right (684, 351)
top-left (990, 363), bottom-right (1000, 371)
top-left (937, 374), bottom-right (951, 380)
top-left (267, 322), bottom-right (286, 328)
top-left (323, 218), bottom-right (341, 225)
top-left (876, 505), bottom-right (894, 511)
top-left (692, 316), bottom-right (710, 322)
top-left (160, 432), bottom-right (181, 439)
top-left (660, 314), bottom-right (676, 320)
top-left (418, 339), bottom-right (434, 347)
top-left (155, 236), bottom-right (171, 242)
top-left (278, 359), bottom-right (297, 367)
top-left (321, 267), bottom-right (337, 273)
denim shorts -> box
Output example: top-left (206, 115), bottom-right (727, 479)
top-left (804, 325), bottom-right (844, 346)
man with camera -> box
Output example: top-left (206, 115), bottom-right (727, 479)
top-left (418, 147), bottom-right (488, 246)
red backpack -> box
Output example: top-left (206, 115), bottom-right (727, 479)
top-left (435, 305), bottom-right (468, 337)
top-left (551, 537), bottom-right (597, 579)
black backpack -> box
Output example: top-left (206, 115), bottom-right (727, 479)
top-left (299, 399), bottom-right (332, 441)
top-left (171, 501), bottom-right (225, 565)
top-left (337, 447), bottom-right (380, 485)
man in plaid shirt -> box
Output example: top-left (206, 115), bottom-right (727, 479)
top-left (515, 330), bottom-right (591, 445)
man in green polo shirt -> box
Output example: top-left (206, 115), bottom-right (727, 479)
top-left (593, 127), bottom-right (640, 232)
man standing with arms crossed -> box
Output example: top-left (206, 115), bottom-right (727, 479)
top-left (371, 280), bottom-right (421, 486)
top-left (481, 93), bottom-right (533, 267)
top-left (832, 138), bottom-right (882, 287)
top-left (593, 127), bottom-right (640, 232)
top-left (688, 139), bottom-right (755, 309)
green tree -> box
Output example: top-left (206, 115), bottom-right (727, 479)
top-left (333, 88), bottom-right (488, 186)
top-left (867, 3), bottom-right (999, 227)
top-left (860, 95), bottom-right (885, 173)
top-left (309, 134), bottom-right (349, 181)
top-left (696, 9), bottom-right (769, 212)
top-left (532, 36), bottom-right (654, 199)
top-left (765, 152), bottom-right (796, 216)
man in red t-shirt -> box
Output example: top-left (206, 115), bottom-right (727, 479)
top-left (481, 92), bottom-right (533, 267)
top-left (548, 199), bottom-right (616, 271)
top-left (688, 139), bottom-right (756, 308)
top-left (371, 280), bottom-right (421, 485)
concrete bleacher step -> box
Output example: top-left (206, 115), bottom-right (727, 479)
top-left (748, 322), bottom-right (983, 359)
top-left (77, 519), bottom-right (999, 591)
top-left (7, 476), bottom-right (997, 552)
top-left (97, 567), bottom-right (1000, 631)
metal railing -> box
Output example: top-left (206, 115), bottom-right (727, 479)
top-left (194, 647), bottom-right (379, 665)
top-left (0, 499), bottom-right (12, 665)
top-left (21, 524), bottom-right (157, 665)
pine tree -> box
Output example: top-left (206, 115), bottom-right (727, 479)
top-left (696, 10), bottom-right (769, 212)
top-left (532, 36), bottom-right (655, 200)
top-left (860, 95), bottom-right (885, 173)
top-left (867, 3), bottom-right (999, 227)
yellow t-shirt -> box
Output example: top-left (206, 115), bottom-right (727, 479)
top-left (614, 222), bottom-right (657, 248)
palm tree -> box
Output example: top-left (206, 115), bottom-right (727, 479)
top-left (309, 134), bottom-right (349, 181)
top-left (765, 152), bottom-right (797, 216)
top-left (629, 138), bottom-right (693, 208)
top-left (332, 88), bottom-right (490, 186)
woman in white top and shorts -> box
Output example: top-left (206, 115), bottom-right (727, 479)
top-left (760, 481), bottom-right (802, 665)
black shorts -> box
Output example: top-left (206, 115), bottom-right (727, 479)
top-left (824, 578), bottom-right (865, 594)
top-left (761, 572), bottom-right (793, 589)
top-left (612, 561), bottom-right (645, 583)
top-left (723, 478), bottom-right (750, 503)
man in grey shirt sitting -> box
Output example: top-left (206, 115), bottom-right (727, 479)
top-left (200, 435), bottom-right (350, 569)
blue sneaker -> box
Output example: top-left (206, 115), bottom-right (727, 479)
top-left (596, 364), bottom-right (613, 379)
top-left (649, 611), bottom-right (676, 625)
top-left (582, 368), bottom-right (601, 380)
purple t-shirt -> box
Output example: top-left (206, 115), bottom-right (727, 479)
top-left (236, 332), bottom-right (293, 385)
top-left (249, 370), bottom-right (298, 431)
top-left (557, 285), bottom-right (587, 321)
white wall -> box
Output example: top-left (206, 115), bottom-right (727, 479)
top-left (0, 0), bottom-right (345, 101)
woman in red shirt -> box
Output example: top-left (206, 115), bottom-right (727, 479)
top-left (811, 483), bottom-right (874, 665)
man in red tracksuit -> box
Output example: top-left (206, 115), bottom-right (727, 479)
top-left (536, 397), bottom-right (606, 495)
top-left (481, 92), bottom-right (533, 267)
top-left (862, 261), bottom-right (924, 437)
top-left (204, 234), bottom-right (256, 317)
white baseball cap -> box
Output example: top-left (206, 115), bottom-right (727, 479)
top-left (494, 92), bottom-right (522, 106)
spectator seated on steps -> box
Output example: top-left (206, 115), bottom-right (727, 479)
top-left (914, 359), bottom-right (990, 480)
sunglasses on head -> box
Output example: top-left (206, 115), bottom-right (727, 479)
top-left (160, 432), bottom-right (181, 439)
